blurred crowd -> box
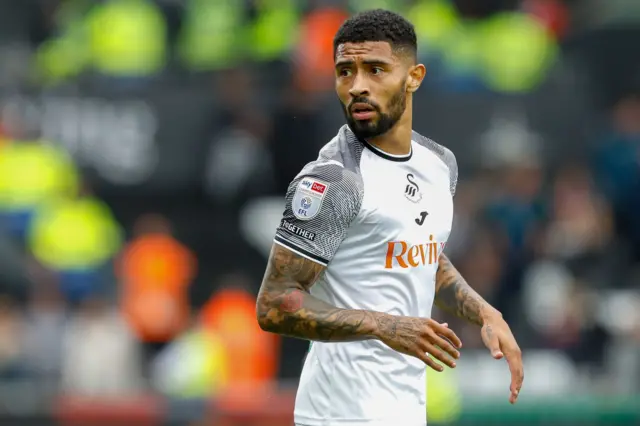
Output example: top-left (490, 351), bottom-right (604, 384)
top-left (0, 0), bottom-right (638, 408)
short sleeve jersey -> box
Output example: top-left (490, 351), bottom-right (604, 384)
top-left (274, 125), bottom-right (458, 426)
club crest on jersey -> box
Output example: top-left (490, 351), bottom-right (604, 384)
top-left (292, 177), bottom-right (329, 220)
top-left (404, 173), bottom-right (422, 203)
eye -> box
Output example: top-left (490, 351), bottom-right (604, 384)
top-left (371, 67), bottom-right (384, 75)
top-left (339, 68), bottom-right (352, 77)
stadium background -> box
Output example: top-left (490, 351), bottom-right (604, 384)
top-left (0, 0), bottom-right (638, 425)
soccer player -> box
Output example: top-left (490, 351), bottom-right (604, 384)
top-left (256, 9), bottom-right (524, 426)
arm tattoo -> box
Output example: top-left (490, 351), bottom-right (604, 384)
top-left (434, 254), bottom-right (495, 326)
top-left (256, 245), bottom-right (387, 342)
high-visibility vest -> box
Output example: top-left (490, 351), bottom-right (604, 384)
top-left (0, 141), bottom-right (79, 212)
top-left (119, 234), bottom-right (196, 342)
top-left (200, 288), bottom-right (279, 385)
top-left (86, 0), bottom-right (166, 76)
top-left (477, 12), bottom-right (557, 93)
top-left (178, 0), bottom-right (244, 71)
top-left (246, 0), bottom-right (299, 62)
top-left (28, 197), bottom-right (122, 270)
top-left (406, 0), bottom-right (460, 58)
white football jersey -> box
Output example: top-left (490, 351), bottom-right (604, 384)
top-left (274, 125), bottom-right (457, 426)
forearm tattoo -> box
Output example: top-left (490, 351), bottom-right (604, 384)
top-left (434, 254), bottom-right (491, 326)
top-left (256, 245), bottom-right (384, 342)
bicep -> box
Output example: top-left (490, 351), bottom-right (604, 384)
top-left (262, 243), bottom-right (326, 292)
top-left (257, 244), bottom-right (326, 319)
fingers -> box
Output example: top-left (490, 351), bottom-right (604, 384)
top-left (425, 344), bottom-right (457, 368)
top-left (429, 320), bottom-right (462, 349)
top-left (430, 333), bottom-right (460, 360)
top-left (481, 325), bottom-right (503, 359)
top-left (415, 351), bottom-right (444, 372)
top-left (505, 348), bottom-right (524, 404)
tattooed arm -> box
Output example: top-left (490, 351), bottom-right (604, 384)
top-left (434, 253), bottom-right (500, 326)
top-left (256, 244), bottom-right (462, 372)
top-left (435, 253), bottom-right (524, 403)
top-left (256, 244), bottom-right (386, 342)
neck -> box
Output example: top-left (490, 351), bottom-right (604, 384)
top-left (366, 101), bottom-right (413, 156)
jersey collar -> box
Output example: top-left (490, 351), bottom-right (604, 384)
top-left (360, 137), bottom-right (413, 162)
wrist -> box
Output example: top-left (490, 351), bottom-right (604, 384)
top-left (369, 312), bottom-right (394, 340)
top-left (480, 306), bottom-right (502, 326)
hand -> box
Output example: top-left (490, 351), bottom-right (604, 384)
top-left (481, 313), bottom-right (524, 404)
top-left (375, 314), bottom-right (462, 372)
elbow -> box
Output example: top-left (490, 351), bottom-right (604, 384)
top-left (256, 313), bottom-right (271, 333)
top-left (255, 296), bottom-right (276, 332)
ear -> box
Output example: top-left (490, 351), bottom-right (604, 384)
top-left (406, 63), bottom-right (426, 93)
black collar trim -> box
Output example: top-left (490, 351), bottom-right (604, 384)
top-left (359, 137), bottom-right (413, 162)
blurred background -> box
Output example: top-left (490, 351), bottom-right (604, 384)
top-left (0, 0), bottom-right (638, 425)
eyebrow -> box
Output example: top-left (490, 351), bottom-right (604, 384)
top-left (335, 58), bottom-right (394, 67)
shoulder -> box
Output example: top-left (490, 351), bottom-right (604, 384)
top-left (412, 131), bottom-right (458, 196)
top-left (293, 126), bottom-right (365, 198)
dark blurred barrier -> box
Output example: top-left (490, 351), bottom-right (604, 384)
top-left (0, 86), bottom-right (217, 194)
top-left (0, 84), bottom-right (592, 195)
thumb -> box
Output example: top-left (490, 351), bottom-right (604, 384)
top-left (482, 326), bottom-right (503, 359)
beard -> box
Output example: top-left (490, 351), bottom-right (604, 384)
top-left (342, 83), bottom-right (407, 140)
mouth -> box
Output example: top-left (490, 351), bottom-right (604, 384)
top-left (350, 103), bottom-right (376, 121)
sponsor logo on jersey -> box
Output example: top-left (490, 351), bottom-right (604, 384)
top-left (292, 177), bottom-right (329, 220)
top-left (404, 173), bottom-right (422, 203)
top-left (385, 235), bottom-right (446, 269)
top-left (279, 219), bottom-right (316, 241)
top-left (311, 182), bottom-right (327, 194)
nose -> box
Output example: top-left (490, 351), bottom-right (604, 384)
top-left (348, 73), bottom-right (370, 98)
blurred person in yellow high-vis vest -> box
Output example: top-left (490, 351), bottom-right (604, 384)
top-left (178, 0), bottom-right (245, 71)
top-left (477, 11), bottom-right (557, 93)
top-left (34, 0), bottom-right (93, 86)
top-left (27, 190), bottom-right (122, 302)
top-left (0, 140), bottom-right (79, 239)
top-left (86, 0), bottom-right (167, 78)
top-left (245, 0), bottom-right (299, 63)
top-left (406, 0), bottom-right (460, 59)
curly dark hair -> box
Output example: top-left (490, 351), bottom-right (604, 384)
top-left (333, 9), bottom-right (417, 60)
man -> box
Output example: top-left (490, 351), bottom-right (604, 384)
top-left (256, 9), bottom-right (524, 426)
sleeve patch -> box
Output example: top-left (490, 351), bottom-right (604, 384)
top-left (279, 219), bottom-right (316, 241)
top-left (291, 177), bottom-right (330, 221)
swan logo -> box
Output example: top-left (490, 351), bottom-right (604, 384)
top-left (404, 173), bottom-right (422, 203)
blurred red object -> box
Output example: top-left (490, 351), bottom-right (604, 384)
top-left (523, 0), bottom-right (569, 39)
top-left (210, 383), bottom-right (296, 426)
top-left (54, 395), bottom-right (164, 426)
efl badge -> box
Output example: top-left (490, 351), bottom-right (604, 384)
top-left (292, 177), bottom-right (329, 221)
